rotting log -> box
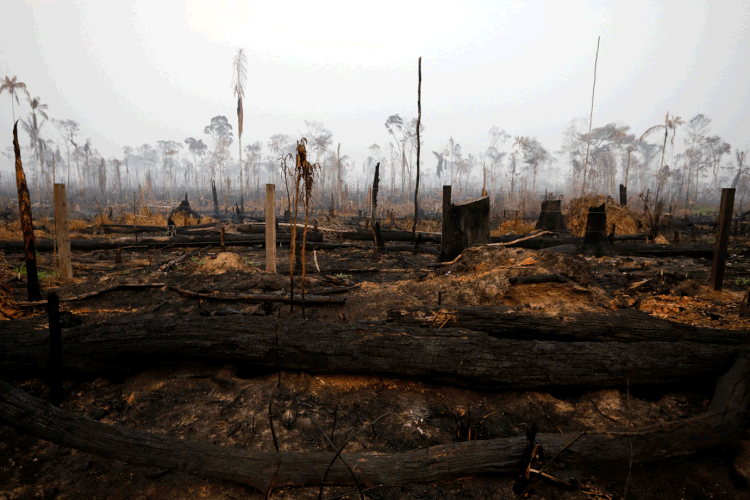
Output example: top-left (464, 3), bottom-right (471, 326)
top-left (386, 306), bottom-right (750, 345)
top-left (0, 352), bottom-right (748, 490)
top-left (1, 314), bottom-right (747, 390)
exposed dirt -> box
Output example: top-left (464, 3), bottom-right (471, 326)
top-left (1, 211), bottom-right (750, 500)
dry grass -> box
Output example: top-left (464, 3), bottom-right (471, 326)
top-left (491, 218), bottom-right (536, 236)
top-left (565, 195), bottom-right (644, 236)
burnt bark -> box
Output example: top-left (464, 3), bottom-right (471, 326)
top-left (386, 306), bottom-right (750, 345)
top-left (1, 313), bottom-right (747, 390)
top-left (1, 352), bottom-right (748, 490)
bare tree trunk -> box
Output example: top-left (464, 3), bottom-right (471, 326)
top-left (13, 122), bottom-right (42, 301)
top-left (412, 57), bottom-right (422, 240)
top-left (581, 36), bottom-right (600, 198)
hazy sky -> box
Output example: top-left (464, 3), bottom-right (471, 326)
top-left (2, 0), bottom-right (749, 181)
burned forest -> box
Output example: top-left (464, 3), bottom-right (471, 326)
top-left (2, 9), bottom-right (750, 499)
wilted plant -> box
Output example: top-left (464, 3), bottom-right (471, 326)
top-left (281, 139), bottom-right (319, 317)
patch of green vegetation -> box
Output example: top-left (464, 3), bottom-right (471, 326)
top-left (13, 265), bottom-right (57, 280)
top-left (736, 278), bottom-right (750, 286)
top-left (190, 256), bottom-right (206, 266)
top-left (241, 256), bottom-right (261, 267)
top-left (335, 273), bottom-right (353, 279)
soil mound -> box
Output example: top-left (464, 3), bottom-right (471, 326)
top-left (200, 252), bottom-right (254, 274)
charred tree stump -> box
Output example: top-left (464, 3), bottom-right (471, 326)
top-left (535, 200), bottom-right (568, 232)
top-left (439, 196), bottom-right (490, 262)
top-left (579, 203), bottom-right (614, 257)
top-left (619, 184), bottom-right (627, 206)
top-left (168, 193), bottom-right (202, 223)
top-left (13, 122), bottom-right (41, 301)
top-left (710, 188), bottom-right (735, 291)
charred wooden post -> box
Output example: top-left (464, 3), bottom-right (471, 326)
top-left (47, 292), bottom-right (62, 407)
top-left (211, 179), bottom-right (220, 218)
top-left (54, 184), bottom-right (73, 281)
top-left (265, 184), bottom-right (276, 273)
top-left (370, 162), bottom-right (381, 255)
top-left (441, 185), bottom-right (451, 259)
top-left (619, 184), bottom-right (627, 206)
top-left (439, 196), bottom-right (490, 262)
top-left (220, 227), bottom-right (226, 253)
top-left (412, 56), bottom-right (422, 240)
top-left (535, 199), bottom-right (568, 232)
top-left (710, 188), bottom-right (735, 291)
top-left (373, 221), bottom-right (385, 252)
top-left (13, 122), bottom-right (42, 301)
top-left (579, 203), bottom-right (614, 257)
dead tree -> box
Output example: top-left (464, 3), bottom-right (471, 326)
top-left (13, 122), bottom-right (41, 301)
top-left (3, 313), bottom-right (747, 389)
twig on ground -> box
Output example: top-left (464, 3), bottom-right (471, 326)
top-left (303, 410), bottom-right (364, 500)
top-left (585, 393), bottom-right (621, 423)
top-left (515, 431), bottom-right (588, 500)
top-left (318, 412), bottom-right (391, 500)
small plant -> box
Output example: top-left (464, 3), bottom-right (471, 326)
top-left (241, 256), bottom-right (260, 267)
top-left (38, 270), bottom-right (57, 280)
top-left (13, 264), bottom-right (26, 279)
top-left (14, 265), bottom-right (57, 280)
top-left (335, 273), bottom-right (352, 279)
top-left (736, 278), bottom-right (750, 286)
top-left (119, 270), bottom-right (130, 275)
top-left (190, 256), bottom-right (206, 265)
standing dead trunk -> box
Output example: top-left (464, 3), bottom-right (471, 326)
top-left (211, 179), bottom-right (220, 217)
top-left (412, 57), bottom-right (422, 241)
top-left (13, 122), bottom-right (42, 301)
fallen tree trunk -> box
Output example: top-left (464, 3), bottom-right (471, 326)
top-left (1, 352), bottom-right (747, 490)
top-left (386, 306), bottom-right (749, 345)
top-left (169, 286), bottom-right (346, 306)
top-left (487, 235), bottom-right (712, 257)
top-left (2, 314), bottom-right (747, 389)
top-left (341, 230), bottom-right (440, 243)
top-left (102, 223), bottom-right (220, 234)
top-left (0, 232), bottom-right (322, 253)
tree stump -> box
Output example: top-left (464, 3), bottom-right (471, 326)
top-left (579, 203), bottom-right (614, 256)
top-left (535, 200), bottom-right (568, 232)
top-left (439, 196), bottom-right (490, 262)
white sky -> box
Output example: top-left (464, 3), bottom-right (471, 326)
top-left (2, 0), bottom-right (749, 181)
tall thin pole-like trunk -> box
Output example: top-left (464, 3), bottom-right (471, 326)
top-left (581, 36), bottom-right (600, 198)
top-left (412, 57), bottom-right (422, 240)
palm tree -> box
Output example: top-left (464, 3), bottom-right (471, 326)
top-left (0, 76), bottom-right (30, 122)
top-left (232, 48), bottom-right (247, 210)
top-left (21, 97), bottom-right (50, 201)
